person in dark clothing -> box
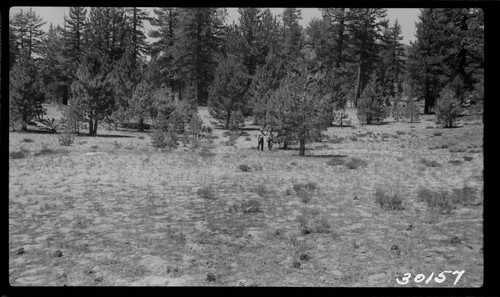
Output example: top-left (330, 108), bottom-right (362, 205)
top-left (257, 129), bottom-right (266, 151)
top-left (267, 130), bottom-right (274, 151)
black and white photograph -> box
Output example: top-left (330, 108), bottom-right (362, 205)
top-left (7, 6), bottom-right (485, 287)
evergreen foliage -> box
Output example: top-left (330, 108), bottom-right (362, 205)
top-left (435, 87), bottom-right (462, 128)
top-left (404, 98), bottom-right (420, 123)
top-left (208, 55), bottom-right (249, 129)
top-left (9, 52), bottom-right (46, 131)
top-left (356, 73), bottom-right (390, 125)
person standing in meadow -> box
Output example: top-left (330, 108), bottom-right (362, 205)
top-left (258, 129), bottom-right (266, 151)
top-left (267, 130), bottom-right (274, 151)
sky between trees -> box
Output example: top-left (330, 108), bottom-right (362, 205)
top-left (10, 7), bottom-right (419, 44)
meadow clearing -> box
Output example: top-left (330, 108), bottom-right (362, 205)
top-left (8, 105), bottom-right (483, 286)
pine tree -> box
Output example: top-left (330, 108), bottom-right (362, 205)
top-left (249, 50), bottom-right (287, 125)
top-left (10, 8), bottom-right (46, 59)
top-left (435, 86), bottom-right (462, 128)
top-left (70, 51), bottom-right (115, 136)
top-left (124, 7), bottom-right (149, 66)
top-left (128, 79), bottom-right (156, 131)
top-left (391, 95), bottom-right (405, 122)
top-left (59, 7), bottom-right (87, 104)
top-left (39, 24), bottom-right (67, 104)
top-left (404, 98), bottom-right (420, 123)
top-left (171, 8), bottom-right (227, 106)
top-left (319, 8), bottom-right (349, 68)
top-left (407, 9), bottom-right (448, 114)
top-left (357, 73), bottom-right (390, 125)
top-left (346, 8), bottom-right (389, 107)
top-left (281, 8), bottom-right (303, 62)
top-left (148, 8), bottom-right (180, 90)
top-left (265, 47), bottom-right (328, 156)
top-left (208, 54), bottom-right (249, 129)
top-left (9, 51), bottom-right (46, 131)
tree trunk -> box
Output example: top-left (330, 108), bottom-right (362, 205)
top-left (88, 118), bottom-right (94, 136)
top-left (299, 138), bottom-right (306, 156)
top-left (355, 61), bottom-right (363, 108)
top-left (225, 110), bottom-right (231, 130)
top-left (93, 119), bottom-right (98, 136)
top-left (139, 117), bottom-right (144, 132)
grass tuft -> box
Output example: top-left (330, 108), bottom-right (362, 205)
top-left (420, 158), bottom-right (442, 167)
top-left (296, 208), bottom-right (331, 234)
top-left (10, 148), bottom-right (30, 159)
top-left (197, 186), bottom-right (216, 200)
top-left (241, 199), bottom-right (262, 213)
top-left (327, 157), bottom-right (346, 167)
top-left (374, 186), bottom-right (404, 210)
top-left (345, 157), bottom-right (368, 169)
top-left (238, 164), bottom-right (252, 172)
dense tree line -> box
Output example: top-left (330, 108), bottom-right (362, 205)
top-left (9, 7), bottom-right (483, 138)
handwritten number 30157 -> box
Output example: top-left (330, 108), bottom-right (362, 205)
top-left (396, 270), bottom-right (465, 285)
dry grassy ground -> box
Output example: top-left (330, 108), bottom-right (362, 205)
top-left (9, 105), bottom-right (483, 286)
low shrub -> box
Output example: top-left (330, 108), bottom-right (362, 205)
top-left (433, 131), bottom-right (443, 136)
top-left (416, 187), bottom-right (454, 213)
top-left (449, 144), bottom-right (467, 153)
top-left (396, 130), bottom-right (406, 135)
top-left (374, 186), bottom-right (404, 210)
top-left (252, 183), bottom-right (268, 197)
top-left (296, 208), bottom-right (331, 234)
top-left (297, 188), bottom-right (313, 204)
top-left (113, 141), bottom-right (122, 149)
top-left (345, 157), bottom-right (368, 169)
top-left (350, 135), bottom-right (358, 141)
top-left (463, 156), bottom-right (473, 161)
top-left (33, 147), bottom-right (70, 157)
top-left (450, 186), bottom-right (477, 206)
top-left (238, 164), bottom-right (252, 172)
top-left (58, 132), bottom-right (74, 146)
top-left (199, 148), bottom-right (216, 158)
top-left (330, 137), bottom-right (344, 144)
top-left (420, 158), bottom-right (442, 167)
top-left (138, 135), bottom-right (145, 140)
top-left (327, 157), bottom-right (346, 167)
top-left (241, 199), bottom-right (262, 213)
top-left (10, 148), bottom-right (29, 159)
top-left (197, 186), bottom-right (216, 200)
top-left (293, 181), bottom-right (318, 194)
top-left (449, 160), bottom-right (463, 166)
top-left (22, 138), bottom-right (34, 143)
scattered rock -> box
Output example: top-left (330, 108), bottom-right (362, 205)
top-left (53, 250), bottom-right (63, 258)
top-left (94, 276), bottom-right (104, 283)
top-left (352, 241), bottom-right (361, 249)
top-left (206, 272), bottom-right (217, 282)
top-left (299, 253), bottom-right (310, 261)
top-left (390, 245), bottom-right (401, 257)
top-left (353, 196), bottom-right (359, 200)
top-left (406, 224), bottom-right (414, 231)
top-left (291, 260), bottom-right (301, 268)
top-left (237, 280), bottom-right (258, 287)
top-left (450, 236), bottom-right (461, 245)
top-left (15, 247), bottom-right (25, 255)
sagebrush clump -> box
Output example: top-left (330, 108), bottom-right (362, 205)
top-left (435, 87), bottom-right (462, 128)
top-left (374, 186), bottom-right (404, 210)
top-left (296, 208), bottom-right (331, 234)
